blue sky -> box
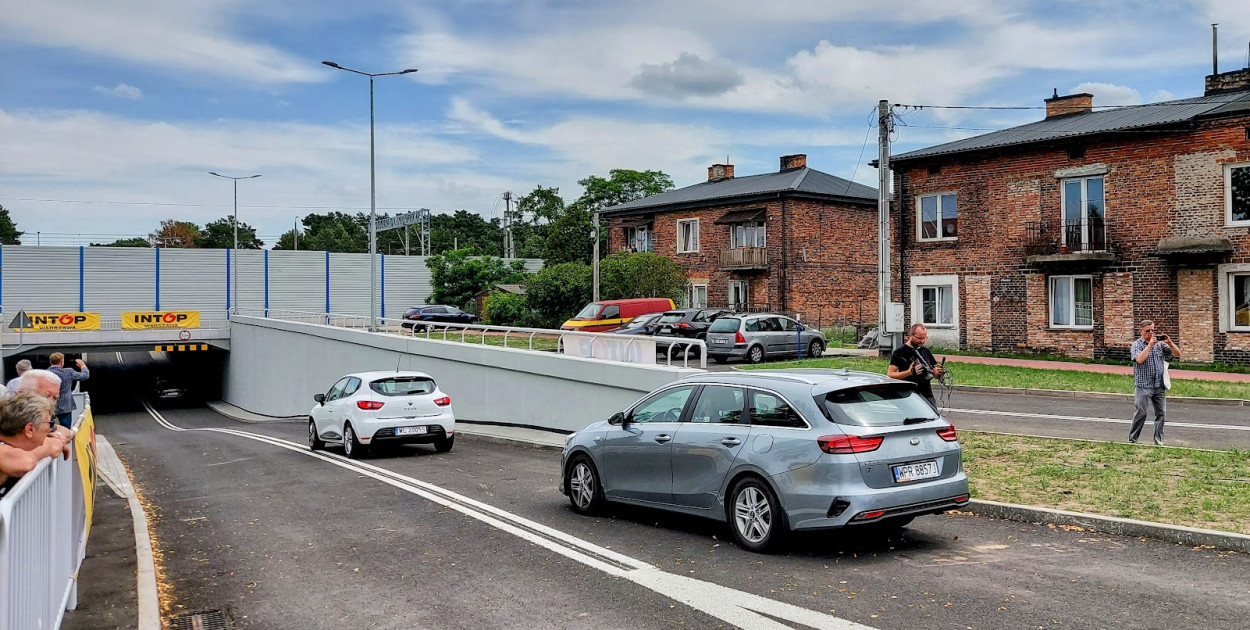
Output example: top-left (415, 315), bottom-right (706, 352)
top-left (1, 0), bottom-right (1247, 246)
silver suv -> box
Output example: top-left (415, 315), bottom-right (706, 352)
top-left (705, 313), bottom-right (826, 364)
top-left (559, 369), bottom-right (969, 552)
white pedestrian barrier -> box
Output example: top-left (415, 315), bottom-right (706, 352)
top-left (0, 394), bottom-right (96, 630)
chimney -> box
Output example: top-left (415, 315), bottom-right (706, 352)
top-left (779, 154), bottom-right (807, 171)
top-left (1205, 68), bottom-right (1250, 96)
top-left (707, 163), bottom-right (734, 181)
top-left (1044, 89), bottom-right (1093, 118)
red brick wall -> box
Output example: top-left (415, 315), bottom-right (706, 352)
top-left (606, 196), bottom-right (878, 326)
top-left (894, 114), bottom-right (1250, 364)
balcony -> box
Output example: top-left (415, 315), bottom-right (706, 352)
top-left (718, 246), bottom-right (769, 271)
top-left (1023, 218), bottom-right (1115, 265)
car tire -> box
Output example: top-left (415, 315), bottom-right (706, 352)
top-left (746, 345), bottom-right (765, 364)
top-left (434, 435), bottom-right (455, 453)
top-left (566, 456), bottom-right (604, 515)
top-left (728, 477), bottom-right (784, 553)
top-left (308, 419), bottom-right (325, 451)
top-left (808, 339), bottom-right (824, 359)
top-left (343, 422), bottom-right (368, 459)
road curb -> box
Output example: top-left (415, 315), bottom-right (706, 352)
top-left (457, 431), bottom-right (564, 452)
top-left (965, 499), bottom-right (1250, 553)
top-left (952, 385), bottom-right (1249, 406)
top-left (95, 435), bottom-right (162, 630)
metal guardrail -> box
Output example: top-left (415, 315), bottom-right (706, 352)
top-left (0, 394), bottom-right (93, 630)
top-left (245, 309), bottom-right (708, 368)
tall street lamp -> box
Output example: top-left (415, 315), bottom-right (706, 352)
top-left (208, 172), bottom-right (262, 315)
top-left (322, 60), bottom-right (418, 330)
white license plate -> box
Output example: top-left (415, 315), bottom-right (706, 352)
top-left (892, 460), bottom-right (939, 483)
top-left (715, 339), bottom-right (729, 344)
top-left (395, 426), bottom-right (428, 436)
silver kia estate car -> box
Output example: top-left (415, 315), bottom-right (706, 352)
top-left (705, 314), bottom-right (826, 364)
top-left (559, 369), bottom-right (969, 552)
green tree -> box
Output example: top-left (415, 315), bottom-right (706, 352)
top-left (91, 237), bottom-right (150, 247)
top-left (541, 204), bottom-right (595, 265)
top-left (537, 169), bottom-right (674, 266)
top-left (425, 248), bottom-right (528, 309)
top-left (599, 252), bottom-right (687, 302)
top-left (483, 291), bottom-right (535, 327)
top-left (199, 216), bottom-right (263, 249)
top-left (271, 229), bottom-right (301, 251)
top-left (430, 210), bottom-right (504, 256)
top-left (0, 205), bottom-right (22, 244)
top-left (523, 262), bottom-right (593, 328)
top-left (576, 169), bottom-right (674, 211)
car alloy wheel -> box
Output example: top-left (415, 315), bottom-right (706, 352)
top-left (567, 458), bottom-right (602, 514)
top-left (729, 478), bottom-right (782, 552)
top-left (747, 345), bottom-right (764, 364)
top-left (809, 339), bottom-right (824, 359)
top-left (343, 424), bottom-right (357, 458)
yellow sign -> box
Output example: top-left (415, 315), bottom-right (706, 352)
top-left (18, 312), bottom-right (101, 331)
top-left (74, 408), bottom-right (98, 546)
top-left (122, 311), bottom-right (200, 330)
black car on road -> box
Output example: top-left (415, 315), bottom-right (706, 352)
top-left (402, 305), bottom-right (480, 330)
top-left (652, 308), bottom-right (733, 354)
top-left (604, 312), bottom-right (665, 336)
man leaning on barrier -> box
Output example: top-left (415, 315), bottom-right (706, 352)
top-left (19, 369), bottom-right (73, 443)
top-left (0, 392), bottom-right (70, 499)
top-left (5, 359), bottom-right (32, 396)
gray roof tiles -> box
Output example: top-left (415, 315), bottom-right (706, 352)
top-left (603, 167), bottom-right (877, 215)
top-left (892, 89), bottom-right (1250, 163)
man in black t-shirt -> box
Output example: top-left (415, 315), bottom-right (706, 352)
top-left (887, 324), bottom-right (944, 404)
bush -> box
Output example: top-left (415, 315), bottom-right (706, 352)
top-left (599, 252), bottom-right (686, 303)
top-left (483, 291), bottom-right (534, 327)
top-left (425, 248), bottom-right (528, 309)
top-left (524, 262), bottom-right (593, 328)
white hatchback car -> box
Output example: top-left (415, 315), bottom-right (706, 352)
top-left (308, 371), bottom-right (456, 458)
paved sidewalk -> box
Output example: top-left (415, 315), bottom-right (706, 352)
top-left (61, 479), bottom-right (138, 629)
top-left (942, 354), bottom-right (1250, 383)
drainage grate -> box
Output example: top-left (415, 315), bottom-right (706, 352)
top-left (167, 609), bottom-right (232, 630)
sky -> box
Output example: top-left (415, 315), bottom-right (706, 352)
top-left (2, 0), bottom-right (1249, 247)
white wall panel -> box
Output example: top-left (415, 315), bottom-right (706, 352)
top-left (2, 246), bottom-right (80, 315)
top-left (267, 251), bottom-right (327, 313)
top-left (83, 247), bottom-right (155, 317)
top-left (328, 253), bottom-right (371, 316)
top-left (381, 255), bottom-right (433, 318)
top-left (234, 250), bottom-right (266, 312)
top-left (159, 249), bottom-right (229, 316)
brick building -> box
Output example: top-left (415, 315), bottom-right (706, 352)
top-left (600, 155), bottom-right (879, 326)
top-left (886, 68), bottom-right (1250, 364)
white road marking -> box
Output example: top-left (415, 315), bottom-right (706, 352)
top-left (116, 351), bottom-right (124, 364)
top-left (947, 408), bottom-right (1250, 432)
top-left (139, 401), bottom-right (877, 630)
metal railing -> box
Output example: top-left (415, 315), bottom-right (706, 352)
top-left (0, 394), bottom-right (93, 630)
top-left (242, 309), bottom-right (708, 368)
top-left (1023, 218), bottom-right (1109, 254)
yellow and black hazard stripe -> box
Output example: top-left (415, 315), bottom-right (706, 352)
top-left (154, 344), bottom-right (210, 352)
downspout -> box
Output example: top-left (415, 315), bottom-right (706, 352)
top-left (780, 193), bottom-right (788, 312)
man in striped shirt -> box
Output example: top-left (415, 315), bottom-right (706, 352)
top-left (1128, 319), bottom-right (1180, 445)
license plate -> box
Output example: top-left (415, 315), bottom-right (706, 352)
top-left (892, 460), bottom-right (939, 483)
top-left (395, 426), bottom-right (428, 436)
top-left (715, 339), bottom-right (729, 344)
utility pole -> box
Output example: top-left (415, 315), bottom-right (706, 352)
top-left (294, 218), bottom-right (299, 251)
top-left (592, 211), bottom-right (600, 302)
top-left (877, 99), bottom-right (894, 355)
top-left (502, 191), bottom-right (514, 258)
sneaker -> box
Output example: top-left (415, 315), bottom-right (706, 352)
top-left (1154, 438), bottom-right (1163, 446)
top-left (1128, 439), bottom-right (1138, 444)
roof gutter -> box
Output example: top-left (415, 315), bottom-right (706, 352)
top-left (600, 191), bottom-right (876, 218)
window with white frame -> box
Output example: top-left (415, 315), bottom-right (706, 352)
top-left (1227, 163), bottom-right (1250, 226)
top-left (729, 280), bottom-right (749, 309)
top-left (1232, 273), bottom-right (1250, 329)
top-left (1050, 276), bottom-right (1094, 328)
top-left (678, 219), bottom-right (700, 253)
top-left (1061, 176), bottom-right (1106, 249)
top-left (918, 193), bottom-right (958, 240)
top-left (730, 222), bottom-right (766, 248)
top-left (919, 285), bottom-right (954, 326)
top-left (624, 225), bottom-right (653, 252)
top-left (690, 283), bottom-right (708, 308)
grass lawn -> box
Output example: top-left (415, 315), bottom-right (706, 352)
top-left (962, 432), bottom-right (1250, 534)
top-left (745, 356), bottom-right (1250, 401)
top-left (399, 328), bottom-right (563, 352)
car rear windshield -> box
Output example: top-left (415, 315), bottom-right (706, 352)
top-left (708, 318), bottom-right (740, 333)
top-left (369, 377), bottom-right (436, 396)
top-left (573, 303), bottom-right (602, 319)
top-left (622, 315), bottom-right (655, 329)
top-left (658, 312), bottom-right (685, 324)
top-left (819, 385), bottom-right (938, 427)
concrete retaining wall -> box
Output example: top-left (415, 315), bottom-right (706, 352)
top-left (224, 316), bottom-right (704, 432)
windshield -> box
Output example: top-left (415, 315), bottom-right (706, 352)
top-left (623, 314), bottom-right (657, 329)
top-left (658, 312), bottom-right (685, 324)
top-left (370, 377), bottom-right (436, 396)
top-left (708, 318), bottom-right (740, 333)
top-left (819, 385), bottom-right (938, 427)
top-left (573, 303), bottom-right (603, 320)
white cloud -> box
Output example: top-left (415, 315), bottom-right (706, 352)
top-left (1150, 89), bottom-right (1176, 103)
top-left (1072, 82), bottom-right (1141, 107)
top-left (0, 0), bottom-right (321, 84)
top-left (94, 83), bottom-right (143, 100)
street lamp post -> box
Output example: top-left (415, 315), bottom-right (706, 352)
top-left (208, 172), bottom-right (262, 315)
top-left (322, 60), bottom-right (417, 330)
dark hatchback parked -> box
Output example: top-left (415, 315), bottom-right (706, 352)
top-left (401, 305), bottom-right (480, 330)
top-left (605, 312), bottom-right (665, 336)
top-left (653, 308), bottom-right (734, 352)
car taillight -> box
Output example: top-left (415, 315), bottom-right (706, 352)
top-left (678, 322), bottom-right (690, 328)
top-left (937, 424), bottom-right (958, 442)
top-left (434, 396), bottom-right (451, 407)
top-left (734, 332), bottom-right (746, 344)
top-left (357, 400), bottom-right (385, 410)
top-left (817, 434), bottom-right (884, 454)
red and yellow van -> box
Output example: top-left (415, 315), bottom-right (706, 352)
top-left (560, 298), bottom-right (676, 332)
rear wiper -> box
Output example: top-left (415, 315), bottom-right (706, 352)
top-left (903, 417), bottom-right (936, 425)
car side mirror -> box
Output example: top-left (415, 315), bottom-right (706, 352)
top-left (314, 393), bottom-right (325, 405)
top-left (608, 412), bottom-right (626, 426)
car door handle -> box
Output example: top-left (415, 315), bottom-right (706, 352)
top-left (721, 438), bottom-right (742, 447)
top-left (653, 434), bottom-right (673, 443)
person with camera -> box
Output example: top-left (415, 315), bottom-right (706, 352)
top-left (1129, 319), bottom-right (1180, 445)
top-left (887, 324), bottom-right (945, 406)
